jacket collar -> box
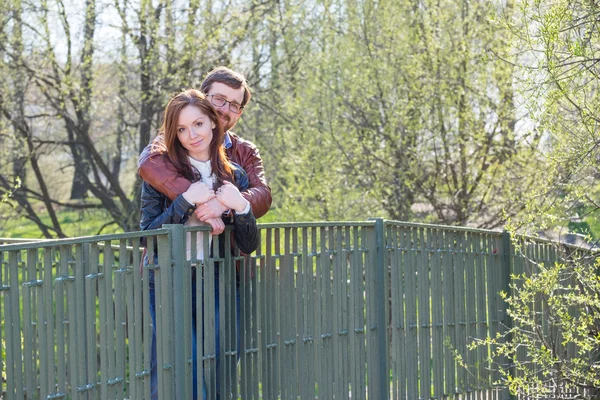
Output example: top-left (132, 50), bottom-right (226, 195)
top-left (224, 131), bottom-right (232, 149)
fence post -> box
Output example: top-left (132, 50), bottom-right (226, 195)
top-left (502, 231), bottom-right (516, 400)
top-left (160, 224), bottom-right (187, 399)
top-left (370, 218), bottom-right (389, 399)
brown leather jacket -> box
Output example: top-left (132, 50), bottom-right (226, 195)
top-left (138, 132), bottom-right (272, 218)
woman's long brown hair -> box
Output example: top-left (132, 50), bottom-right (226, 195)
top-left (154, 89), bottom-right (234, 186)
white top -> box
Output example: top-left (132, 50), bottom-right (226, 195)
top-left (184, 158), bottom-right (214, 261)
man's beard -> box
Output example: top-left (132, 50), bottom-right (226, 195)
top-left (217, 111), bottom-right (232, 131)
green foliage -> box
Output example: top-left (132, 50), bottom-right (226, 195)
top-left (0, 0), bottom-right (576, 236)
top-left (463, 1), bottom-right (600, 395)
top-left (470, 252), bottom-right (600, 398)
top-left (1, 176), bottom-right (20, 204)
top-left (504, 0), bottom-right (600, 238)
top-left (242, 0), bottom-right (539, 227)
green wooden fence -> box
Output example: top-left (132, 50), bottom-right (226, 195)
top-left (0, 220), bottom-right (587, 399)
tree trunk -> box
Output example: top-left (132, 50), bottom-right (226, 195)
top-left (70, 146), bottom-right (89, 200)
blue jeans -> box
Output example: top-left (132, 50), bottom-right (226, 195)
top-left (149, 270), bottom-right (240, 399)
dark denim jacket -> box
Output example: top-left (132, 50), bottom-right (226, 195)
top-left (140, 163), bottom-right (259, 256)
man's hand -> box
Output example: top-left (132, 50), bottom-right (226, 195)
top-left (204, 217), bottom-right (225, 235)
top-left (182, 182), bottom-right (215, 205)
top-left (194, 197), bottom-right (229, 221)
top-left (216, 181), bottom-right (249, 213)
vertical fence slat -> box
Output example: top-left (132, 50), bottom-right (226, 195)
top-left (418, 227), bottom-right (432, 398)
top-left (106, 242), bottom-right (118, 398)
top-left (366, 219), bottom-right (388, 399)
top-left (343, 226), bottom-right (352, 395)
top-left (144, 238), bottom-right (155, 399)
top-left (405, 227), bottom-right (419, 399)
top-left (280, 229), bottom-right (289, 399)
top-left (251, 251), bottom-right (261, 398)
top-left (466, 232), bottom-right (478, 397)
top-left (280, 227), bottom-right (297, 399)
top-left (240, 249), bottom-right (250, 399)
top-left (55, 246), bottom-right (68, 397)
top-left (297, 227), bottom-right (308, 399)
top-left (66, 245), bottom-right (78, 400)
top-left (4, 251), bottom-right (14, 399)
top-left (296, 227), bottom-right (307, 400)
top-left (22, 249), bottom-right (37, 399)
top-left (351, 226), bottom-right (367, 400)
top-left (75, 244), bottom-right (89, 398)
top-left (230, 243), bottom-right (239, 400)
top-left (476, 234), bottom-right (488, 392)
top-left (454, 231), bottom-right (467, 394)
top-left (87, 244), bottom-right (101, 398)
top-left (292, 228), bottom-right (300, 399)
top-left (322, 227), bottom-right (333, 399)
top-left (431, 229), bottom-right (444, 398)
top-left (366, 224), bottom-right (376, 400)
top-left (274, 228), bottom-right (282, 398)
top-left (306, 227), bottom-right (317, 399)
top-left (0, 250), bottom-right (4, 399)
top-left (204, 233), bottom-right (218, 398)
top-left (114, 240), bottom-right (128, 398)
top-left (128, 241), bottom-right (142, 400)
top-left (391, 225), bottom-right (406, 400)
top-left (258, 228), bottom-right (268, 399)
top-left (442, 230), bottom-right (456, 397)
top-left (157, 233), bottom-right (173, 399)
top-left (333, 226), bottom-right (343, 399)
top-left (8, 250), bottom-right (24, 399)
top-left (486, 234), bottom-right (500, 400)
top-left (98, 243), bottom-right (109, 398)
top-left (261, 227), bottom-right (276, 399)
top-left (341, 226), bottom-right (351, 398)
top-left (313, 226), bottom-right (325, 400)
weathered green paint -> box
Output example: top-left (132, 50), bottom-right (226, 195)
top-left (431, 229), bottom-right (444, 398)
top-left (3, 221), bottom-right (584, 399)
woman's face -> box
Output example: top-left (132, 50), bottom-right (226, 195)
top-left (176, 105), bottom-right (215, 162)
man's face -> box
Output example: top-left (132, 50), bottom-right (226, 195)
top-left (206, 82), bottom-right (245, 132)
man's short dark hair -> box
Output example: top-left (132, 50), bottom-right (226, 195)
top-left (201, 66), bottom-right (252, 107)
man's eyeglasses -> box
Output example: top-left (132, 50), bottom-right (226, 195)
top-left (208, 95), bottom-right (244, 114)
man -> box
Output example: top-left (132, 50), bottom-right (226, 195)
top-left (138, 66), bottom-right (272, 229)
top-left (139, 67), bottom-right (270, 399)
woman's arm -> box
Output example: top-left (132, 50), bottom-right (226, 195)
top-left (140, 181), bottom-right (195, 230)
top-left (232, 209), bottom-right (259, 254)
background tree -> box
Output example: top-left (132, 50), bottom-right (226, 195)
top-left (507, 0), bottom-right (600, 237)
top-left (240, 0), bottom-right (541, 227)
top-left (0, 0), bottom-right (579, 238)
top-left (0, 0), bottom-right (268, 236)
top-left (466, 0), bottom-right (600, 397)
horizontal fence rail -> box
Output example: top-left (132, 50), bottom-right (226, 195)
top-left (1, 220), bottom-right (597, 399)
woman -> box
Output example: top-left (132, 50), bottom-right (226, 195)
top-left (140, 89), bottom-right (258, 399)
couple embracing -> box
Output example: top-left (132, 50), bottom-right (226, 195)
top-left (138, 66), bottom-right (271, 399)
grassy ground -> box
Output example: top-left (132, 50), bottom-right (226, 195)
top-left (0, 202), bottom-right (285, 239)
top-left (0, 203), bottom-right (124, 238)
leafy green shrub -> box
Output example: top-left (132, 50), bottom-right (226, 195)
top-left (473, 249), bottom-right (600, 399)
